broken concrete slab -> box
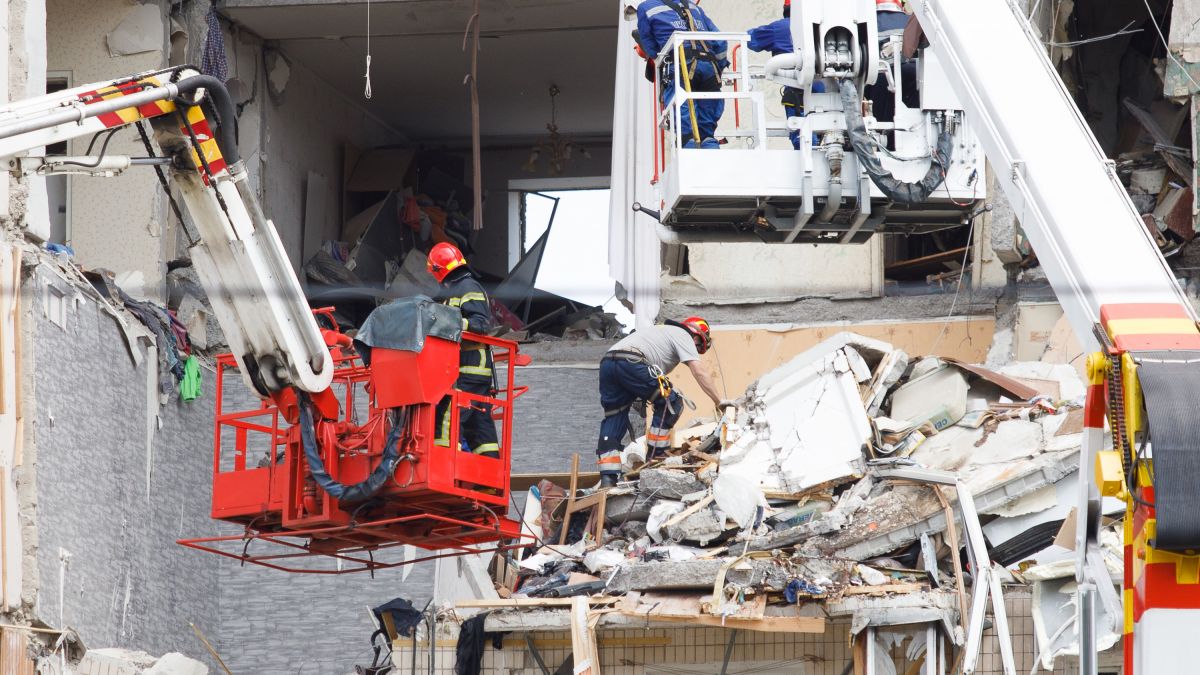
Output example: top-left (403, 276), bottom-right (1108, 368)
top-left (78, 649), bottom-right (208, 675)
top-left (604, 491), bottom-right (660, 525)
top-left (889, 359), bottom-right (969, 431)
top-left (146, 653), bottom-right (209, 675)
top-left (712, 471), bottom-right (763, 528)
top-left (606, 559), bottom-right (790, 594)
top-left (664, 505), bottom-right (725, 545)
top-left (723, 336), bottom-right (872, 495)
top-left (639, 468), bottom-right (704, 499)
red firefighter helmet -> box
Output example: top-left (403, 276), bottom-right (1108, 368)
top-left (681, 316), bottom-right (713, 354)
top-left (426, 242), bottom-right (467, 283)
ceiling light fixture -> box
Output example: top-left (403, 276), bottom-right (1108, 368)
top-left (524, 85), bottom-right (591, 175)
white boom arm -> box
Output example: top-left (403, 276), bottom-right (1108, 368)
top-left (908, 2), bottom-right (1200, 674)
top-left (0, 68), bottom-right (332, 395)
top-left (908, 0), bottom-right (1194, 345)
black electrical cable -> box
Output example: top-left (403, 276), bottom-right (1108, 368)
top-left (58, 127), bottom-right (121, 168)
top-left (298, 395), bottom-right (406, 503)
top-left (840, 78), bottom-right (954, 204)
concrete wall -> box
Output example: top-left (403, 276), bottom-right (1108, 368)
top-left (219, 558), bottom-right (435, 674)
top-left (259, 54), bottom-right (406, 271)
top-left (48, 0), bottom-right (406, 283)
top-left (47, 0), bottom-right (168, 291)
top-left (23, 263), bottom-right (220, 659)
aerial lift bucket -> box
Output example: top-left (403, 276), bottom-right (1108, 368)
top-left (178, 307), bottom-right (533, 574)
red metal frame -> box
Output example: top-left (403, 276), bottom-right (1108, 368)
top-left (179, 311), bottom-right (533, 573)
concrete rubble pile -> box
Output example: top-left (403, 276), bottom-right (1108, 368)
top-left (500, 332), bottom-right (1121, 668)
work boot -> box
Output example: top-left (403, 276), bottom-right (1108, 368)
top-left (599, 472), bottom-right (620, 489)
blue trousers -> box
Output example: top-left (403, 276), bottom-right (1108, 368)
top-left (597, 358), bottom-right (682, 476)
top-left (663, 63), bottom-right (724, 148)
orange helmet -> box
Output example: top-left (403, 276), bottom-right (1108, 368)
top-left (426, 242), bottom-right (467, 283)
top-left (681, 316), bottom-right (712, 354)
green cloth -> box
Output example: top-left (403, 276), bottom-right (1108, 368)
top-left (180, 355), bottom-right (202, 402)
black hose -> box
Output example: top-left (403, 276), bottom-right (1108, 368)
top-left (298, 394), bottom-right (406, 503)
top-left (840, 79), bottom-right (953, 205)
top-left (171, 74), bottom-right (241, 165)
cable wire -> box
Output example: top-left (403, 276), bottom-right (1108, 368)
top-left (1142, 0), bottom-right (1199, 90)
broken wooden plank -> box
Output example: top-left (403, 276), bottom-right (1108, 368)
top-left (659, 494), bottom-right (716, 530)
top-left (841, 582), bottom-right (928, 596)
top-left (570, 596), bottom-right (599, 675)
top-left (687, 615), bottom-right (826, 633)
top-left (884, 247), bottom-right (969, 278)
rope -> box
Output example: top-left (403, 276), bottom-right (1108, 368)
top-left (364, 0), bottom-right (373, 99)
top-left (462, 1), bottom-right (483, 230)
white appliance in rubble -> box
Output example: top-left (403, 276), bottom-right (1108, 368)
top-left (636, 0), bottom-right (986, 245)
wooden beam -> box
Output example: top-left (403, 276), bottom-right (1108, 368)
top-left (884, 246), bottom-right (969, 278)
top-left (570, 596), bottom-right (599, 675)
top-left (841, 582), bottom-right (928, 596)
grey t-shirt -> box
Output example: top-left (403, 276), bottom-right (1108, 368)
top-left (609, 325), bottom-right (699, 374)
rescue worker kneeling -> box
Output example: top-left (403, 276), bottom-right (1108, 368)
top-left (596, 317), bottom-right (730, 488)
top-left (426, 242), bottom-right (500, 460)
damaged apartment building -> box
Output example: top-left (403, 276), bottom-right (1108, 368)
top-left (0, 0), bottom-right (1197, 673)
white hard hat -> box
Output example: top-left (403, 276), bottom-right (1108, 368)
top-left (876, 0), bottom-right (905, 12)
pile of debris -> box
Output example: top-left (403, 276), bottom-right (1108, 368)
top-left (498, 332), bottom-right (1120, 669)
top-left (1118, 98), bottom-right (1196, 257)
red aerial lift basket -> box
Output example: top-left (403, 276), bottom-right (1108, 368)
top-left (178, 309), bottom-right (533, 574)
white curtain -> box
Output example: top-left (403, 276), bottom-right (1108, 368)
top-left (608, 1), bottom-right (663, 329)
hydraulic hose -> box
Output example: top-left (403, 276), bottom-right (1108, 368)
top-left (171, 74), bottom-right (241, 165)
top-left (298, 394), bottom-right (406, 503)
top-left (840, 79), bottom-right (953, 205)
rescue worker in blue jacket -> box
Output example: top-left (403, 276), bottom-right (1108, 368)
top-left (747, 0), bottom-right (826, 149)
top-left (427, 242), bottom-right (499, 460)
top-left (635, 0), bottom-right (729, 149)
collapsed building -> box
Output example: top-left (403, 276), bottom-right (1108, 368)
top-left (411, 332), bottom-right (1121, 675)
top-left (0, 0), bottom-right (1197, 673)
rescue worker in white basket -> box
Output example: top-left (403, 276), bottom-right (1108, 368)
top-left (596, 317), bottom-right (731, 488)
top-left (634, 0), bottom-right (729, 149)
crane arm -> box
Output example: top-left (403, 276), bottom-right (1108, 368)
top-left (0, 67), bottom-right (333, 395)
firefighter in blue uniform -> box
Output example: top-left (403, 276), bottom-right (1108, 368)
top-left (635, 0), bottom-right (729, 149)
top-left (747, 0), bottom-right (826, 149)
top-left (427, 242), bottom-right (499, 460)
